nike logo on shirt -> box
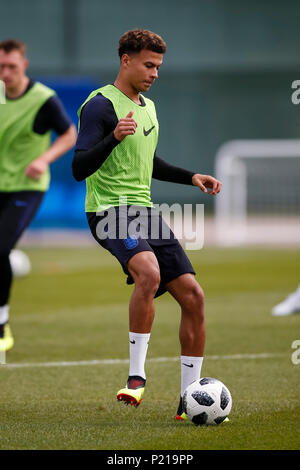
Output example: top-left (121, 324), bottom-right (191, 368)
top-left (143, 125), bottom-right (155, 137)
top-left (183, 363), bottom-right (194, 368)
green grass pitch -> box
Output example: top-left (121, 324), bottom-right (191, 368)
top-left (1, 245), bottom-right (299, 450)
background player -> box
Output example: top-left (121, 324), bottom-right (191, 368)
top-left (72, 29), bottom-right (222, 419)
top-left (0, 39), bottom-right (77, 352)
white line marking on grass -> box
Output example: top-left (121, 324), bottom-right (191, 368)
top-left (1, 352), bottom-right (286, 369)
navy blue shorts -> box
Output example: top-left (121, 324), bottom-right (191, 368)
top-left (87, 206), bottom-right (196, 298)
top-left (0, 190), bottom-right (44, 255)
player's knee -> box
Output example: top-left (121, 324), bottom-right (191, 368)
top-left (144, 267), bottom-right (161, 296)
top-left (128, 252), bottom-right (161, 296)
top-left (137, 266), bottom-right (161, 296)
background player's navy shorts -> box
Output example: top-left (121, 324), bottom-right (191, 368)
top-left (0, 190), bottom-right (44, 254)
top-left (87, 206), bottom-right (196, 298)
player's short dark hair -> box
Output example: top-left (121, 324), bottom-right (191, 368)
top-left (0, 39), bottom-right (27, 57)
top-left (118, 29), bottom-right (166, 58)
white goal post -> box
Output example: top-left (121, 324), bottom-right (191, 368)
top-left (214, 140), bottom-right (300, 246)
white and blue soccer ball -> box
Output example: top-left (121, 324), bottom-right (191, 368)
top-left (9, 249), bottom-right (31, 278)
top-left (183, 377), bottom-right (232, 425)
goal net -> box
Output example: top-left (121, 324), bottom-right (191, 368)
top-left (214, 140), bottom-right (300, 246)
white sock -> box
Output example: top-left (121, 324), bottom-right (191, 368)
top-left (181, 355), bottom-right (203, 397)
top-left (129, 332), bottom-right (150, 380)
top-left (0, 305), bottom-right (9, 325)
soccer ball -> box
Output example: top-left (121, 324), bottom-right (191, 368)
top-left (183, 377), bottom-right (232, 426)
top-left (9, 249), bottom-right (31, 278)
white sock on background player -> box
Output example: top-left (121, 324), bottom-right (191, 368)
top-left (180, 355), bottom-right (203, 397)
top-left (129, 332), bottom-right (150, 380)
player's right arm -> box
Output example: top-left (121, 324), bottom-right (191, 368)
top-left (72, 96), bottom-right (136, 181)
top-left (72, 95), bottom-right (118, 181)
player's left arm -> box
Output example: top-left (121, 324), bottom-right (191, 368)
top-left (152, 153), bottom-right (222, 195)
top-left (25, 96), bottom-right (77, 180)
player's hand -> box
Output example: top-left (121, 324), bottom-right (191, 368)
top-left (114, 111), bottom-right (137, 141)
top-left (25, 157), bottom-right (48, 180)
top-left (192, 173), bottom-right (222, 195)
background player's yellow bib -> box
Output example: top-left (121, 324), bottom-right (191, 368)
top-left (0, 82), bottom-right (55, 192)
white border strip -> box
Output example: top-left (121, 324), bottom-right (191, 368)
top-left (1, 352), bottom-right (286, 369)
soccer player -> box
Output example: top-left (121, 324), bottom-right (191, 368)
top-left (0, 39), bottom-right (77, 352)
top-left (72, 29), bottom-right (222, 419)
